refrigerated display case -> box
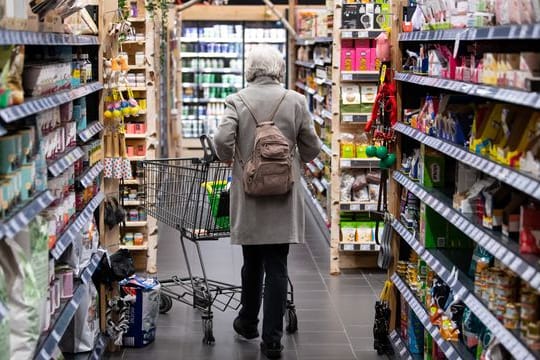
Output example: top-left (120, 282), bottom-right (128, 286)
top-left (179, 21), bottom-right (288, 140)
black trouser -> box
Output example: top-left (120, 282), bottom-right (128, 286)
top-left (239, 243), bottom-right (290, 344)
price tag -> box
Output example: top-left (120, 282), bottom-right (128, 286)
top-left (353, 30), bottom-right (368, 38)
top-left (343, 115), bottom-right (353, 122)
top-left (342, 73), bottom-right (353, 81)
top-left (341, 160), bottom-right (351, 168)
top-left (350, 204), bottom-right (360, 211)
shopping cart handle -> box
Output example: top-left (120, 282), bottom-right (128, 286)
top-left (200, 135), bottom-right (218, 162)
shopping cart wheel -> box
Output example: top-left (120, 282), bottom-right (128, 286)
top-left (285, 303), bottom-right (298, 334)
top-left (159, 294), bottom-right (173, 314)
top-left (202, 316), bottom-right (215, 345)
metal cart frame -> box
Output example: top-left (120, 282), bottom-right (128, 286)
top-left (140, 137), bottom-right (297, 345)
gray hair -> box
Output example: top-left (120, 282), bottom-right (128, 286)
top-left (245, 45), bottom-right (285, 82)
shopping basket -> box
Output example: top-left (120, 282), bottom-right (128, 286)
top-left (140, 135), bottom-right (297, 345)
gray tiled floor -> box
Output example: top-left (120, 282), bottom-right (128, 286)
top-left (105, 209), bottom-right (387, 360)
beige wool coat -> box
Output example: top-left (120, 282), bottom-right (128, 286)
top-left (214, 76), bottom-right (321, 245)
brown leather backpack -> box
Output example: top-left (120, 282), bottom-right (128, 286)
top-left (236, 90), bottom-right (294, 197)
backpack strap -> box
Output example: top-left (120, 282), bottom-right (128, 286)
top-left (235, 90), bottom-right (289, 166)
top-left (238, 90), bottom-right (288, 126)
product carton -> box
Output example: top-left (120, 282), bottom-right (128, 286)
top-left (420, 144), bottom-right (445, 189)
top-left (356, 48), bottom-right (371, 71)
top-left (342, 3), bottom-right (361, 29)
top-left (420, 202), bottom-right (447, 248)
top-left (341, 46), bottom-right (356, 72)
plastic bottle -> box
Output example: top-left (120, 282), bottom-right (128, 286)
top-left (71, 54), bottom-right (81, 88)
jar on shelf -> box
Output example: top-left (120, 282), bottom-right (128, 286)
top-left (138, 208), bottom-right (147, 220)
top-left (134, 232), bottom-right (144, 246)
top-left (135, 51), bottom-right (145, 66)
top-left (124, 232), bottom-right (134, 246)
top-left (128, 209), bottom-right (139, 221)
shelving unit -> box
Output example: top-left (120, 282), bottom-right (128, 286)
top-left (293, 6), bottom-right (333, 236)
top-left (110, 0), bottom-right (159, 273)
top-left (0, 3), bottom-right (108, 356)
top-left (176, 9), bottom-right (288, 156)
top-left (388, 8), bottom-right (540, 359)
top-left (328, 5), bottom-right (386, 273)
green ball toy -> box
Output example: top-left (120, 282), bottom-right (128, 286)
top-left (376, 146), bottom-right (388, 159)
top-left (381, 153), bottom-right (397, 168)
top-left (366, 145), bottom-right (377, 157)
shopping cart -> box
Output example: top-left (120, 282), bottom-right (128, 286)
top-left (141, 136), bottom-right (298, 345)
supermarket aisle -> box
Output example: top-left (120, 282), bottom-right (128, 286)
top-left (106, 209), bottom-right (386, 360)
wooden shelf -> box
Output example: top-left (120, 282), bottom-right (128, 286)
top-left (125, 221), bottom-right (148, 227)
top-left (119, 243), bottom-right (149, 251)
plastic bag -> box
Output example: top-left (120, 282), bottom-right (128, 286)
top-left (373, 281), bottom-right (393, 355)
top-left (120, 276), bottom-right (161, 347)
top-left (0, 220), bottom-right (45, 359)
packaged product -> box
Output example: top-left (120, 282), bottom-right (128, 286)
top-left (62, 217), bottom-right (100, 277)
top-left (0, 268), bottom-right (9, 360)
top-left (59, 281), bottom-right (99, 353)
top-left (120, 276), bottom-right (161, 347)
top-left (356, 222), bottom-right (373, 244)
top-left (340, 222), bottom-right (356, 243)
top-left (340, 173), bottom-right (355, 202)
top-left (340, 133), bottom-right (355, 158)
top-left (0, 217), bottom-right (48, 359)
top-left (519, 203), bottom-right (540, 255)
top-left (407, 308), bottom-right (424, 354)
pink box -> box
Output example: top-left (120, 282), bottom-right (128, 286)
top-left (370, 49), bottom-right (380, 71)
top-left (355, 47), bottom-right (371, 71)
top-left (341, 48), bottom-right (356, 72)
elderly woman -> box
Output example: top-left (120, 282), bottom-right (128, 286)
top-left (214, 45), bottom-right (320, 359)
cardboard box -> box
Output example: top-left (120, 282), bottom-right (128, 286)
top-left (420, 202), bottom-right (447, 248)
top-left (341, 47), bottom-right (356, 72)
top-left (420, 144), bottom-right (445, 188)
top-left (342, 3), bottom-right (361, 29)
top-left (356, 48), bottom-right (371, 71)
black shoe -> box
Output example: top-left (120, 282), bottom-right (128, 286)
top-left (260, 342), bottom-right (283, 359)
top-left (233, 317), bottom-right (259, 340)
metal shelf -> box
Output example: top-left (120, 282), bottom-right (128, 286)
top-left (295, 60), bottom-right (316, 69)
top-left (245, 39), bottom-right (286, 43)
top-left (339, 202), bottom-right (378, 212)
top-left (301, 177), bottom-right (329, 226)
top-left (51, 192), bottom-right (105, 260)
top-left (321, 144), bottom-right (332, 157)
top-left (394, 72), bottom-right (540, 110)
top-left (399, 24), bottom-right (540, 42)
top-left (88, 334), bottom-right (108, 360)
top-left (391, 274), bottom-right (472, 360)
top-left (390, 218), bottom-right (539, 360)
top-left (341, 71), bottom-right (380, 82)
top-left (321, 109), bottom-right (333, 120)
top-left (0, 190), bottom-right (55, 239)
top-left (48, 147), bottom-right (85, 177)
top-left (180, 37), bottom-right (242, 43)
top-left (78, 121), bottom-right (104, 143)
top-left (315, 77), bottom-right (332, 86)
top-left (78, 161), bottom-right (103, 189)
top-left (394, 123), bottom-right (540, 200)
top-left (392, 171), bottom-right (540, 292)
top-left (389, 330), bottom-right (415, 360)
top-left (312, 114), bottom-right (324, 126)
top-left (342, 113), bottom-right (370, 124)
top-left (296, 36), bottom-right (333, 45)
top-left (80, 251), bottom-right (106, 284)
top-left (0, 82), bottom-right (103, 123)
top-left (181, 52), bottom-right (239, 58)
top-left (295, 81), bottom-right (317, 95)
top-left (313, 94), bottom-right (325, 103)
top-left (340, 158), bottom-right (379, 169)
top-left (125, 133), bottom-right (147, 139)
top-left (339, 243), bottom-right (380, 251)
top-left (181, 67), bottom-right (242, 74)
top-left (341, 29), bottom-right (385, 39)
top-left (0, 29), bottom-right (99, 45)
